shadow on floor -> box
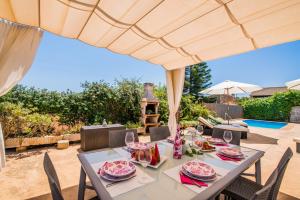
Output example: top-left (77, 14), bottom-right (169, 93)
top-left (28, 186), bottom-right (298, 200)
top-left (242, 132), bottom-right (278, 144)
top-left (278, 192), bottom-right (300, 200)
top-left (27, 184), bottom-right (98, 200)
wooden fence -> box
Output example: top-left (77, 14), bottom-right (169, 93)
top-left (204, 103), bottom-right (243, 119)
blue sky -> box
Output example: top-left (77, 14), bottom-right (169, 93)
top-left (21, 32), bottom-right (300, 92)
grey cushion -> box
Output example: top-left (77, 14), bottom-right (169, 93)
top-left (149, 126), bottom-right (171, 142)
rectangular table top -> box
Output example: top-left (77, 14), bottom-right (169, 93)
top-left (78, 141), bottom-right (264, 200)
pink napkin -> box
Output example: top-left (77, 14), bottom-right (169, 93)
top-left (216, 153), bottom-right (242, 162)
top-left (179, 172), bottom-right (208, 187)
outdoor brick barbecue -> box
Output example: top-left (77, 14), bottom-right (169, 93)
top-left (140, 83), bottom-right (160, 133)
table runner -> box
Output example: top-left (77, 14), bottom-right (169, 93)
top-left (91, 158), bottom-right (154, 197)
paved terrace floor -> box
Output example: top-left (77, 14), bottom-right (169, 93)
top-left (0, 123), bottom-right (299, 200)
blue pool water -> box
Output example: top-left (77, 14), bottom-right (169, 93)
top-left (243, 119), bottom-right (287, 129)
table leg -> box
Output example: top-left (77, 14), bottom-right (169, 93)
top-left (255, 159), bottom-right (262, 184)
top-left (78, 167), bottom-right (86, 200)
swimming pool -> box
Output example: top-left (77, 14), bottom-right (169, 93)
top-left (243, 119), bottom-right (287, 129)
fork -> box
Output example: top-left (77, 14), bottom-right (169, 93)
top-left (191, 180), bottom-right (202, 188)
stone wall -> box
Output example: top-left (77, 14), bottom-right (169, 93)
top-left (204, 103), bottom-right (243, 119)
top-left (290, 106), bottom-right (300, 123)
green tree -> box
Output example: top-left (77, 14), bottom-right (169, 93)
top-left (183, 62), bottom-right (212, 99)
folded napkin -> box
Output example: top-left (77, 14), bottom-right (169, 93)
top-left (179, 172), bottom-right (208, 187)
top-left (216, 153), bottom-right (242, 162)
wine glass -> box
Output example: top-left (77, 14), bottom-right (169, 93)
top-left (223, 130), bottom-right (233, 144)
top-left (196, 125), bottom-right (204, 137)
top-left (125, 131), bottom-right (134, 148)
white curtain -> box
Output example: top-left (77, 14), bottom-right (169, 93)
top-left (166, 68), bottom-right (185, 136)
top-left (0, 20), bottom-right (43, 170)
top-left (0, 19), bottom-right (43, 96)
top-left (0, 124), bottom-right (4, 171)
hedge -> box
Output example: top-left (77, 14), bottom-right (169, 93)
top-left (0, 80), bottom-right (211, 138)
top-left (239, 91), bottom-right (300, 121)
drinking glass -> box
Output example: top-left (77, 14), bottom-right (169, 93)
top-left (138, 148), bottom-right (152, 183)
top-left (125, 131), bottom-right (134, 148)
top-left (223, 130), bottom-right (233, 144)
top-left (196, 125), bottom-right (204, 137)
top-left (138, 149), bottom-right (152, 168)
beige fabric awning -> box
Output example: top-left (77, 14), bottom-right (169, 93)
top-left (1, 0), bottom-right (300, 70)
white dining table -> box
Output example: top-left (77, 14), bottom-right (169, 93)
top-left (77, 141), bottom-right (263, 200)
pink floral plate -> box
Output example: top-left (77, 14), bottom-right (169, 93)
top-left (218, 147), bottom-right (244, 158)
top-left (128, 142), bottom-right (148, 150)
top-left (181, 168), bottom-right (217, 182)
top-left (207, 138), bottom-right (225, 144)
top-left (102, 160), bottom-right (136, 178)
top-left (182, 160), bottom-right (216, 178)
top-left (98, 167), bottom-right (136, 182)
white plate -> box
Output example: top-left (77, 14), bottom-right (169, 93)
top-left (99, 168), bottom-right (136, 182)
top-left (181, 168), bottom-right (217, 182)
top-left (218, 147), bottom-right (244, 158)
top-left (182, 160), bottom-right (216, 178)
top-left (102, 160), bottom-right (136, 177)
top-left (131, 156), bottom-right (168, 169)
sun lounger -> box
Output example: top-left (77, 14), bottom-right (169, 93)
top-left (208, 115), bottom-right (248, 127)
top-left (198, 116), bottom-right (249, 139)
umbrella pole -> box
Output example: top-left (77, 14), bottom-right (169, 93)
top-left (226, 88), bottom-right (229, 125)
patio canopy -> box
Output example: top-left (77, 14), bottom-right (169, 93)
top-left (1, 0), bottom-right (300, 70)
top-left (1, 0), bottom-right (300, 136)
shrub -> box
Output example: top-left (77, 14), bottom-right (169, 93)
top-left (154, 85), bottom-right (169, 122)
top-left (179, 120), bottom-right (199, 128)
top-left (125, 121), bottom-right (142, 129)
top-left (240, 91), bottom-right (300, 121)
top-left (0, 80), bottom-right (212, 138)
top-left (180, 95), bottom-right (211, 121)
top-left (0, 102), bottom-right (54, 138)
top-left (113, 79), bottom-right (143, 124)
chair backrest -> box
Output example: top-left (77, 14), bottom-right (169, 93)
top-left (212, 128), bottom-right (241, 145)
top-left (251, 169), bottom-right (278, 200)
top-left (149, 126), bottom-right (171, 142)
top-left (43, 152), bottom-right (64, 200)
top-left (198, 116), bottom-right (214, 129)
top-left (109, 129), bottom-right (139, 148)
top-left (268, 147), bottom-right (293, 200)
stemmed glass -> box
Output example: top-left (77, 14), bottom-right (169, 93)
top-left (223, 130), bottom-right (233, 145)
top-left (138, 148), bottom-right (152, 183)
top-left (125, 131), bottom-right (134, 149)
top-left (196, 125), bottom-right (204, 137)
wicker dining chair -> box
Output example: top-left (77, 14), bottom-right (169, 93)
top-left (212, 128), bottom-right (241, 145)
top-left (43, 153), bottom-right (98, 200)
top-left (223, 169), bottom-right (278, 200)
top-left (149, 126), bottom-right (171, 142)
top-left (268, 147), bottom-right (293, 200)
top-left (43, 152), bottom-right (64, 200)
top-left (222, 147), bottom-right (293, 200)
top-left (108, 129), bottom-right (139, 148)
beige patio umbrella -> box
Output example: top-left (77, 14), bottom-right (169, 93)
top-left (200, 80), bottom-right (262, 95)
top-left (286, 79), bottom-right (300, 90)
top-left (200, 80), bottom-right (261, 122)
